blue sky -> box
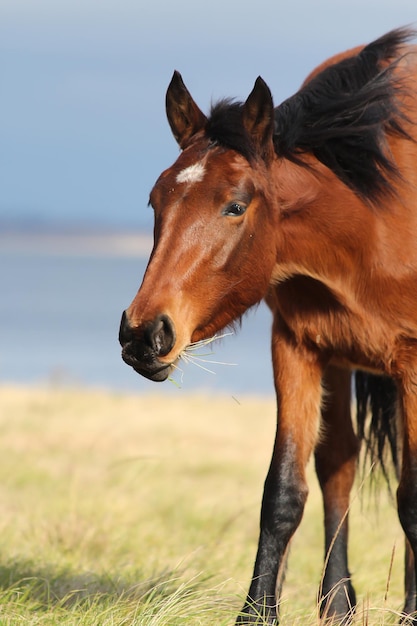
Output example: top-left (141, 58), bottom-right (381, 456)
top-left (2, 0), bottom-right (416, 230)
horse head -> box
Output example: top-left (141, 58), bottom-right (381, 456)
top-left (119, 72), bottom-right (280, 381)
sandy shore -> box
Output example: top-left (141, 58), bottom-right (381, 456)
top-left (0, 230), bottom-right (153, 258)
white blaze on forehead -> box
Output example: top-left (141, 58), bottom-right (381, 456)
top-left (176, 162), bottom-right (206, 184)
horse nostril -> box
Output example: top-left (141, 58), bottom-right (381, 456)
top-left (119, 311), bottom-right (176, 358)
top-left (119, 310), bottom-right (134, 345)
top-left (145, 314), bottom-right (176, 357)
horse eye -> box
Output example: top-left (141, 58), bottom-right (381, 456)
top-left (223, 202), bottom-right (247, 217)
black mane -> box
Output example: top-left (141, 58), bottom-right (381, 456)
top-left (274, 27), bottom-right (414, 199)
top-left (206, 27), bottom-right (414, 201)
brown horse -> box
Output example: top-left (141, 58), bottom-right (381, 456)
top-left (119, 28), bottom-right (417, 624)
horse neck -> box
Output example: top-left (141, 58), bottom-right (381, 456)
top-left (270, 156), bottom-right (375, 288)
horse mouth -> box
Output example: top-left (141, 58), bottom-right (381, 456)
top-left (121, 348), bottom-right (172, 382)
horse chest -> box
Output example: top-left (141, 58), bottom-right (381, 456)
top-left (272, 275), bottom-right (392, 372)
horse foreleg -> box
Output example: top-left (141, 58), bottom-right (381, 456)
top-left (397, 379), bottom-right (417, 623)
top-left (404, 538), bottom-right (416, 615)
top-left (236, 326), bottom-right (324, 625)
top-left (315, 365), bottom-right (359, 620)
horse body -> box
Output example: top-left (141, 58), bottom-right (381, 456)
top-left (120, 29), bottom-right (417, 623)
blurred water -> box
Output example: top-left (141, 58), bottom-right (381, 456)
top-left (0, 245), bottom-right (275, 396)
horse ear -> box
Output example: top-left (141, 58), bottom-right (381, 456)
top-left (166, 71), bottom-right (207, 149)
top-left (243, 77), bottom-right (275, 158)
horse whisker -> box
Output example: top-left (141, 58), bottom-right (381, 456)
top-left (177, 331), bottom-right (237, 376)
top-left (184, 331), bottom-right (234, 351)
top-left (169, 361), bottom-right (185, 386)
top-left (180, 353), bottom-right (237, 375)
top-left (184, 355), bottom-right (237, 367)
top-left (181, 357), bottom-right (217, 375)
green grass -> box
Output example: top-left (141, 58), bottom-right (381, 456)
top-left (0, 385), bottom-right (410, 624)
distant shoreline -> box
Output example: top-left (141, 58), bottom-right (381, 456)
top-left (0, 230), bottom-right (153, 258)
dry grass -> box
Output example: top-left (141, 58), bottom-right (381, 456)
top-left (0, 384), bottom-right (410, 624)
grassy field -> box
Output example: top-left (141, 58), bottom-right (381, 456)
top-left (0, 385), bottom-right (410, 624)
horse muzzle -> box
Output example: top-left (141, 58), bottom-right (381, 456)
top-left (119, 311), bottom-right (176, 382)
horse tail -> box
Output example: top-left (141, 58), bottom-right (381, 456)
top-left (355, 371), bottom-right (400, 484)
